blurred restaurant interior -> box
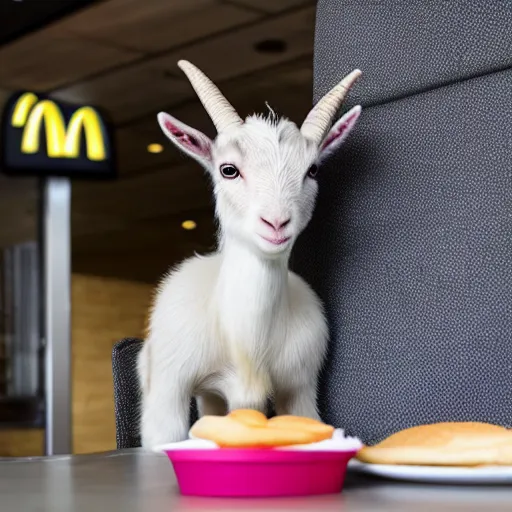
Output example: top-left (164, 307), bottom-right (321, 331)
top-left (0, 0), bottom-right (317, 456)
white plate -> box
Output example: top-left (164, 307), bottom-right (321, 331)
top-left (348, 459), bottom-right (512, 485)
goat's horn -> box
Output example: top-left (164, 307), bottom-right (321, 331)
top-left (300, 69), bottom-right (362, 144)
top-left (177, 60), bottom-right (243, 133)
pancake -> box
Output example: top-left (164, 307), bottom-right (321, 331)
top-left (356, 422), bottom-right (512, 466)
top-left (227, 409), bottom-right (267, 427)
top-left (189, 409), bottom-right (334, 448)
top-left (268, 414), bottom-right (335, 438)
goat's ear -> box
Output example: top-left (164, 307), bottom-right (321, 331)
top-left (318, 105), bottom-right (361, 163)
top-left (157, 112), bottom-right (213, 167)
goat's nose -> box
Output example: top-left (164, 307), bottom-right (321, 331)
top-left (260, 216), bottom-right (291, 231)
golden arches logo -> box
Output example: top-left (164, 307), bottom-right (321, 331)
top-left (10, 92), bottom-right (107, 162)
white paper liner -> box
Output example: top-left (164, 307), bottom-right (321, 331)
top-left (153, 428), bottom-right (362, 453)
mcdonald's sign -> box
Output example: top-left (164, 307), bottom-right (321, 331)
top-left (1, 92), bottom-right (116, 179)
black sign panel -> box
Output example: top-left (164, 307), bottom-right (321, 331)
top-left (1, 91), bottom-right (116, 179)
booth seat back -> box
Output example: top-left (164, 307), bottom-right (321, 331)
top-left (291, 0), bottom-right (512, 444)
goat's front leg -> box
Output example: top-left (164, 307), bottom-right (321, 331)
top-left (275, 381), bottom-right (321, 421)
top-left (139, 365), bottom-right (192, 447)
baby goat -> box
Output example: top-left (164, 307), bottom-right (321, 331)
top-left (138, 60), bottom-right (362, 447)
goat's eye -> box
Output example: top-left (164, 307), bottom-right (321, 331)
top-left (307, 164), bottom-right (319, 179)
top-left (220, 164), bottom-right (240, 179)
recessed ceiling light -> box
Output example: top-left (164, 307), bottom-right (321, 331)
top-left (147, 143), bottom-right (164, 154)
top-left (181, 220), bottom-right (197, 230)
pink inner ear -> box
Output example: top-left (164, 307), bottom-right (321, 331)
top-left (321, 110), bottom-right (359, 151)
top-left (164, 119), bottom-right (208, 155)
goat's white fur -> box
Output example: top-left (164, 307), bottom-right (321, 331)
top-left (137, 61), bottom-right (362, 447)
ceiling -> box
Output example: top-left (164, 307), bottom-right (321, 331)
top-left (0, 0), bottom-right (317, 283)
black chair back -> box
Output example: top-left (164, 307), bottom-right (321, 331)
top-left (112, 338), bottom-right (199, 449)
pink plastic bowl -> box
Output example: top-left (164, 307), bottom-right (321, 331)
top-left (164, 448), bottom-right (357, 497)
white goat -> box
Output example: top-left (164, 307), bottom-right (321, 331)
top-left (137, 60), bottom-right (362, 447)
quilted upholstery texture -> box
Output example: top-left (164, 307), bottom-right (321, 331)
top-left (292, 0), bottom-right (512, 444)
top-left (313, 0), bottom-right (512, 107)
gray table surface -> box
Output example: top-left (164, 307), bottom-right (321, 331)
top-left (1, 449), bottom-right (511, 512)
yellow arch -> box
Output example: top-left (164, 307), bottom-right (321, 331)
top-left (64, 107), bottom-right (107, 161)
top-left (21, 100), bottom-right (67, 158)
top-left (11, 92), bottom-right (39, 128)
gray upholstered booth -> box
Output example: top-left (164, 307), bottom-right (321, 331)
top-left (113, 0), bottom-right (512, 448)
top-left (291, 0), bottom-right (512, 444)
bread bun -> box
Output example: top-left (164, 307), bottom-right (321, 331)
top-left (190, 409), bottom-right (334, 448)
top-left (356, 422), bottom-right (512, 466)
